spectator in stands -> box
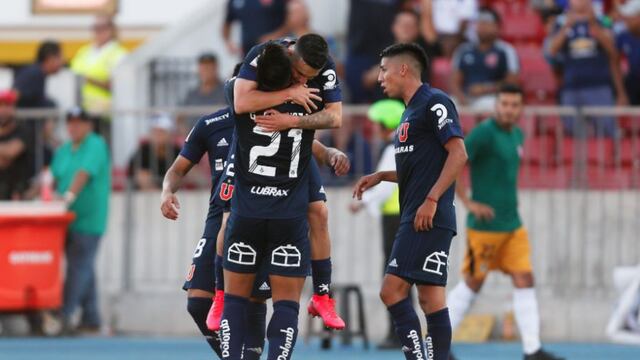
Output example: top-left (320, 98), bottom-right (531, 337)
top-left (13, 40), bottom-right (63, 109)
top-left (179, 53), bottom-right (225, 132)
top-left (346, 0), bottom-right (410, 103)
top-left (129, 114), bottom-right (180, 191)
top-left (617, 0), bottom-right (640, 105)
top-left (547, 0), bottom-right (628, 137)
top-left (0, 90), bottom-right (30, 200)
top-left (451, 7), bottom-right (520, 110)
top-left (70, 15), bottom-right (127, 140)
top-left (421, 0), bottom-right (478, 58)
top-left (223, 0), bottom-right (288, 55)
top-left (51, 107), bottom-right (110, 334)
top-left (362, 10), bottom-right (438, 91)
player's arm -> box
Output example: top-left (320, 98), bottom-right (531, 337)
top-left (547, 14), bottom-right (574, 57)
top-left (352, 170), bottom-right (398, 200)
top-left (450, 48), bottom-right (467, 104)
top-left (414, 137), bottom-right (468, 231)
top-left (160, 156), bottom-right (195, 220)
top-left (254, 101), bottom-right (342, 132)
top-left (591, 21), bottom-right (629, 105)
top-left (234, 78), bottom-right (321, 115)
top-left (311, 139), bottom-right (350, 176)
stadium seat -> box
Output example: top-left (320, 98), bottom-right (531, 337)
top-left (522, 135), bottom-right (554, 166)
top-left (112, 167), bottom-right (127, 191)
top-left (518, 164), bottom-right (570, 189)
top-left (517, 46), bottom-right (558, 105)
top-left (619, 138), bottom-right (639, 168)
top-left (586, 165), bottom-right (632, 190)
top-left (460, 114), bottom-right (477, 135)
top-left (587, 138), bottom-right (615, 166)
top-left (430, 58), bottom-right (452, 92)
top-left (500, 8), bottom-right (544, 43)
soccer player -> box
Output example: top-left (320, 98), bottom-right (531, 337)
top-left (231, 33), bottom-right (345, 329)
top-left (447, 84), bottom-right (563, 360)
top-left (353, 43), bottom-right (468, 360)
top-left (220, 40), bottom-right (338, 359)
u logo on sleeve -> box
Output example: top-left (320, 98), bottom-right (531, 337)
top-left (271, 245), bottom-right (301, 267)
top-left (398, 123), bottom-right (410, 143)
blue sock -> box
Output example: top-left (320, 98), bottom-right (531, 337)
top-left (267, 300), bottom-right (300, 360)
top-left (215, 255), bottom-right (224, 291)
top-left (425, 308), bottom-right (452, 360)
top-left (186, 297), bottom-right (222, 358)
top-left (388, 297), bottom-right (426, 360)
top-left (220, 294), bottom-right (248, 359)
top-left (244, 301), bottom-right (267, 360)
top-left (311, 258), bottom-right (332, 295)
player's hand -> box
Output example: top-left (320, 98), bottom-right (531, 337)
top-left (160, 191), bottom-right (180, 220)
top-left (286, 84), bottom-right (322, 113)
top-left (349, 201), bottom-right (363, 213)
top-left (414, 199), bottom-right (437, 232)
top-left (254, 109), bottom-right (297, 132)
top-left (327, 148), bottom-right (350, 176)
top-left (352, 172), bottom-right (382, 200)
top-left (467, 201), bottom-right (494, 222)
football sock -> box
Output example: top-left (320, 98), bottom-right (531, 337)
top-left (220, 294), bottom-right (248, 359)
top-left (186, 297), bottom-right (222, 357)
top-left (513, 288), bottom-right (542, 355)
top-left (311, 258), bottom-right (332, 295)
top-left (244, 301), bottom-right (267, 360)
top-left (425, 308), bottom-right (452, 360)
top-left (267, 300), bottom-right (300, 360)
top-left (215, 255), bottom-right (224, 292)
top-left (387, 297), bottom-right (426, 360)
top-left (447, 281), bottom-right (477, 329)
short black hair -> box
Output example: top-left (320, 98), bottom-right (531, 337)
top-left (256, 42), bottom-right (292, 91)
top-left (380, 42), bottom-right (429, 74)
top-left (396, 9), bottom-right (420, 23)
top-left (478, 6), bottom-right (501, 25)
top-left (295, 33), bottom-right (329, 70)
top-left (232, 62), bottom-right (242, 77)
top-left (198, 52), bottom-right (218, 64)
top-left (66, 106), bottom-right (91, 122)
top-left (497, 83), bottom-right (524, 97)
top-left (37, 40), bottom-right (61, 63)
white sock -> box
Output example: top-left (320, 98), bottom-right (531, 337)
top-left (447, 282), bottom-right (477, 330)
top-left (513, 288), bottom-right (542, 355)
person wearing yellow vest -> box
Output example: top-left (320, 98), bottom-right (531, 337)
top-left (349, 99), bottom-right (403, 349)
top-left (70, 15), bottom-right (127, 117)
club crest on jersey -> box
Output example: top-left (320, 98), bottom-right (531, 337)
top-left (398, 123), bottom-right (410, 143)
top-left (272, 245), bottom-right (301, 267)
top-left (251, 186), bottom-right (289, 197)
top-left (228, 242), bottom-right (257, 265)
top-left (185, 264), bottom-right (195, 281)
top-left (219, 183), bottom-right (234, 201)
top-left (423, 251), bottom-right (448, 276)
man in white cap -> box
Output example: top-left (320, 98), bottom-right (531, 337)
top-left (128, 114), bottom-right (180, 190)
top-left (617, 0), bottom-right (640, 105)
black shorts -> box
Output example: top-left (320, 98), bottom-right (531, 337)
top-left (223, 213), bottom-right (310, 278)
top-left (385, 223), bottom-right (454, 286)
top-left (182, 215), bottom-right (223, 291)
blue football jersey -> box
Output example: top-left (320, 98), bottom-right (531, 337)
top-left (238, 38), bottom-right (342, 104)
top-left (180, 108), bottom-right (235, 236)
top-left (394, 84), bottom-right (464, 233)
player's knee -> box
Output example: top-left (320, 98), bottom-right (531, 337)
top-left (464, 276), bottom-right (485, 293)
top-left (380, 287), bottom-right (403, 306)
top-left (511, 272), bottom-right (534, 288)
top-left (186, 297), bottom-right (212, 332)
top-left (308, 201), bottom-right (328, 229)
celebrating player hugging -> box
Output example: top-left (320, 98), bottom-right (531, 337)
top-left (353, 43), bottom-right (468, 360)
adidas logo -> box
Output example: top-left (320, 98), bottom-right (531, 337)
top-left (217, 138), bottom-right (229, 147)
top-left (319, 186), bottom-right (326, 194)
top-left (388, 258), bottom-right (398, 268)
top-left (259, 282), bottom-right (271, 291)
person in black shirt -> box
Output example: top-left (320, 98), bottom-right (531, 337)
top-left (13, 40), bottom-right (64, 109)
top-left (223, 0), bottom-right (288, 55)
top-left (129, 114), bottom-right (181, 190)
top-left (0, 90), bottom-right (30, 200)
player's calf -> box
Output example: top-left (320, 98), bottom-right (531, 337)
top-left (244, 300), bottom-right (267, 360)
top-left (267, 300), bottom-right (300, 360)
top-left (187, 296), bottom-right (223, 358)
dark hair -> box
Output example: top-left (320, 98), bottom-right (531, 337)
top-left (396, 9), bottom-right (420, 23)
top-left (198, 52), bottom-right (218, 64)
top-left (66, 106), bottom-right (91, 122)
top-left (380, 42), bottom-right (429, 74)
top-left (295, 33), bottom-right (329, 70)
top-left (37, 40), bottom-right (61, 63)
top-left (497, 83), bottom-right (524, 97)
top-left (256, 42), bottom-right (292, 91)
top-left (478, 6), bottom-right (501, 25)
top-left (232, 62), bottom-right (242, 77)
